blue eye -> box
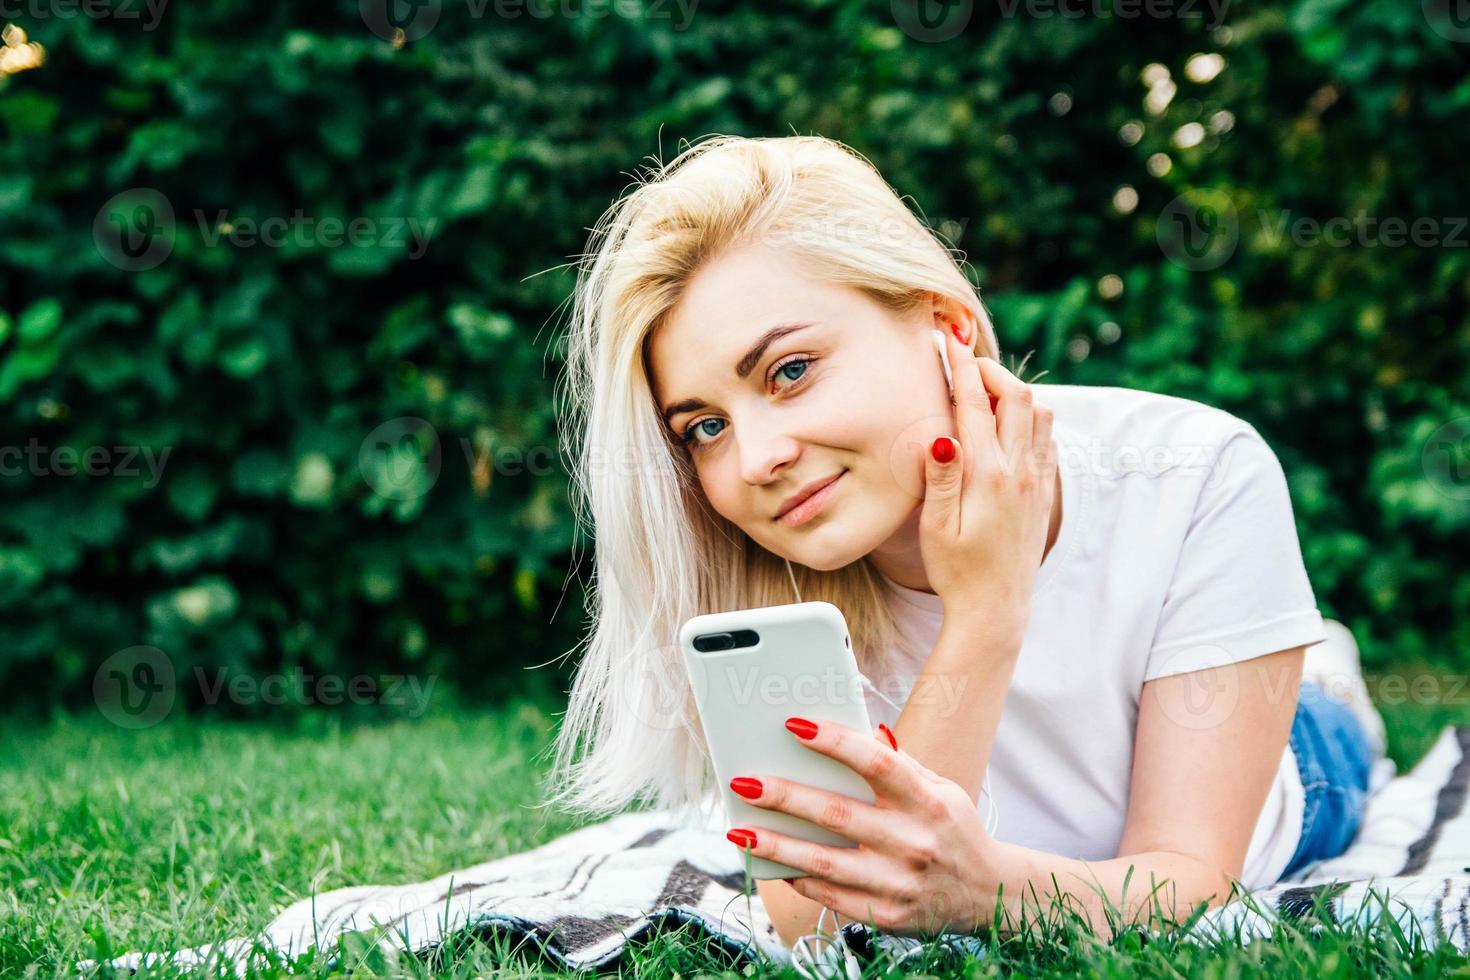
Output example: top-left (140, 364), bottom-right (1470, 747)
top-left (681, 418), bottom-right (727, 445)
top-left (776, 359), bottom-right (809, 384)
top-left (679, 356), bottom-right (817, 449)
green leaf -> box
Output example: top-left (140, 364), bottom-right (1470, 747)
top-left (17, 298), bottom-right (62, 346)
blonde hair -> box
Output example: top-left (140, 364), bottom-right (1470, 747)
top-left (543, 134), bottom-right (1001, 820)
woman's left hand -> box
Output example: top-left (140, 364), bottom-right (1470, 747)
top-left (726, 716), bottom-right (996, 936)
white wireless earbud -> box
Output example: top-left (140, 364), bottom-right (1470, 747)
top-left (930, 329), bottom-right (955, 399)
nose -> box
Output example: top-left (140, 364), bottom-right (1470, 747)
top-left (736, 413), bottom-right (801, 487)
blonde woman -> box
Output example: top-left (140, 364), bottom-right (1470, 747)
top-left (547, 134), bottom-right (1387, 950)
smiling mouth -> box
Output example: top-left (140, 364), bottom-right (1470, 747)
top-left (775, 472), bottom-right (845, 527)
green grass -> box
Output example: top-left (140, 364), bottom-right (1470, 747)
top-left (5, 680), bottom-right (1470, 978)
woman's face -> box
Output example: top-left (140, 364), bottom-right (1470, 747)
top-left (647, 241), bottom-right (957, 572)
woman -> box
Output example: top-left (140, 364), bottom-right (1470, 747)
top-left (546, 134), bottom-right (1386, 948)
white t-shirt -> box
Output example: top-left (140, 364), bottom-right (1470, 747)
top-left (865, 382), bottom-right (1327, 890)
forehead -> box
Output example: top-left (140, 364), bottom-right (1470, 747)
top-left (647, 243), bottom-right (840, 395)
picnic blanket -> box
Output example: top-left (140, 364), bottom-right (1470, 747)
top-left (79, 726), bottom-right (1470, 976)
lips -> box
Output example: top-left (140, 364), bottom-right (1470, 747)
top-left (775, 471), bottom-right (844, 525)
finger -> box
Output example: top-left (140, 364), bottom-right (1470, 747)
top-left (944, 328), bottom-right (1000, 469)
top-left (948, 320), bottom-right (1000, 412)
top-left (1031, 400), bottom-right (1057, 492)
top-left (732, 773), bottom-right (920, 857)
top-left (785, 716), bottom-right (929, 808)
top-left (726, 825), bottom-right (873, 892)
top-left (872, 725), bottom-right (952, 787)
top-left (976, 356), bottom-right (1034, 473)
top-left (785, 875), bottom-right (900, 932)
top-left (873, 723), bottom-right (898, 751)
top-left (922, 428), bottom-right (963, 537)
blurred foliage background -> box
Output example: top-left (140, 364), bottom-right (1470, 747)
top-left (0, 0), bottom-right (1466, 721)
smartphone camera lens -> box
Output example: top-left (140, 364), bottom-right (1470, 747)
top-left (693, 632), bottom-right (737, 653)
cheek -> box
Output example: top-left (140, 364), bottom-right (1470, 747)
top-left (854, 394), bottom-right (947, 500)
top-left (694, 459), bottom-right (746, 519)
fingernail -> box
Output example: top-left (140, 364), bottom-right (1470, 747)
top-left (783, 877), bottom-right (797, 884)
top-left (727, 828), bottom-right (757, 848)
top-left (730, 777), bottom-right (763, 799)
top-left (877, 722), bottom-right (899, 751)
top-left (989, 394), bottom-right (999, 411)
top-left (785, 717), bottom-right (819, 739)
top-left (930, 436), bottom-right (956, 463)
top-left (950, 322), bottom-right (966, 343)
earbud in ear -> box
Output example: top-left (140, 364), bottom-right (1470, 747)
top-left (930, 330), bottom-right (955, 397)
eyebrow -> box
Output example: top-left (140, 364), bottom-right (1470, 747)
top-left (660, 321), bottom-right (818, 427)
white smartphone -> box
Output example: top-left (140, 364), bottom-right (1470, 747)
top-left (679, 601), bottom-right (876, 879)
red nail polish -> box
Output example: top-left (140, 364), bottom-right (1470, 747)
top-left (785, 717), bottom-right (819, 740)
top-left (730, 777), bottom-right (763, 799)
top-left (877, 722), bottom-right (899, 751)
top-left (727, 828), bottom-right (757, 848)
top-left (783, 877), bottom-right (797, 884)
top-left (950, 322), bottom-right (966, 343)
top-left (930, 436), bottom-right (956, 463)
top-left (989, 394), bottom-right (999, 411)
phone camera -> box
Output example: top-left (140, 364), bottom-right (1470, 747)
top-left (693, 632), bottom-right (737, 652)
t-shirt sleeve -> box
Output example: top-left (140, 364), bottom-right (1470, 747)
top-left (1143, 423), bottom-right (1328, 682)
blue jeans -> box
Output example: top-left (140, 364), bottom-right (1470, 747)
top-left (1279, 678), bottom-right (1376, 879)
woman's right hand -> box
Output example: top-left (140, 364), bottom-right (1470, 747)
top-left (918, 325), bottom-right (1058, 643)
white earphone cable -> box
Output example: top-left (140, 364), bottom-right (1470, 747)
top-left (784, 556), bottom-right (802, 603)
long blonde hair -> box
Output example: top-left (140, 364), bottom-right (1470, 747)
top-left (543, 134), bottom-right (1001, 820)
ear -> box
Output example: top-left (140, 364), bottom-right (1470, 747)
top-left (928, 294), bottom-right (975, 347)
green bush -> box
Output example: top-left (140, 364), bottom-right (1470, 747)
top-left (0, 0), bottom-right (1465, 717)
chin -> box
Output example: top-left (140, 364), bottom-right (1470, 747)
top-left (789, 541), bottom-right (858, 572)
top-left (779, 512), bottom-right (900, 572)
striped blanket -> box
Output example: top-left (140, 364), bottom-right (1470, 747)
top-left (80, 726), bottom-right (1470, 976)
